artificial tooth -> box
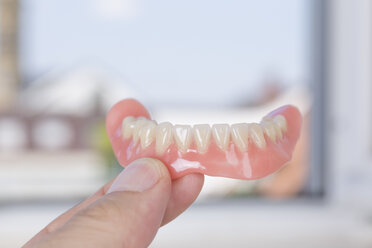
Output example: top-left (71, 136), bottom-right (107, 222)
top-left (132, 117), bottom-right (148, 144)
top-left (193, 124), bottom-right (211, 153)
top-left (140, 121), bottom-right (156, 149)
top-left (155, 122), bottom-right (173, 155)
top-left (121, 116), bottom-right (136, 139)
top-left (247, 123), bottom-right (266, 149)
top-left (261, 121), bottom-right (277, 142)
top-left (231, 123), bottom-right (249, 152)
top-left (272, 121), bottom-right (283, 140)
top-left (262, 116), bottom-right (272, 122)
top-left (173, 125), bottom-right (193, 153)
top-left (273, 115), bottom-right (287, 132)
top-left (212, 124), bottom-right (230, 151)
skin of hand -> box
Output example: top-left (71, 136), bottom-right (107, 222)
top-left (23, 158), bottom-right (204, 248)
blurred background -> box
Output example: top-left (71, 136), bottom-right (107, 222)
top-left (0, 0), bottom-right (372, 247)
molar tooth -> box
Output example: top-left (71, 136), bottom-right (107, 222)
top-left (272, 121), bottom-right (283, 140)
top-left (121, 116), bottom-right (136, 139)
top-left (193, 124), bottom-right (211, 154)
top-left (173, 125), bottom-right (193, 153)
top-left (155, 122), bottom-right (173, 155)
top-left (261, 121), bottom-right (277, 142)
top-left (231, 123), bottom-right (249, 152)
top-left (263, 117), bottom-right (283, 140)
top-left (247, 123), bottom-right (266, 149)
top-left (212, 124), bottom-right (230, 151)
top-left (132, 117), bottom-right (148, 144)
top-left (140, 121), bottom-right (156, 149)
top-left (273, 115), bottom-right (287, 132)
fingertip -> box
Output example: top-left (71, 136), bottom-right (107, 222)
top-left (135, 158), bottom-right (172, 186)
top-left (146, 158), bottom-right (172, 179)
top-left (107, 158), bottom-right (171, 194)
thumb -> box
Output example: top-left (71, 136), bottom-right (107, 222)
top-left (35, 158), bottom-right (171, 248)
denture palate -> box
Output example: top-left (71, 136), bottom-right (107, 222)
top-left (121, 115), bottom-right (287, 154)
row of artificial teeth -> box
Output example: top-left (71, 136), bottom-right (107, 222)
top-left (121, 115), bottom-right (287, 155)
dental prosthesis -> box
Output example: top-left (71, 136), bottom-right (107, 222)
top-left (106, 99), bottom-right (302, 180)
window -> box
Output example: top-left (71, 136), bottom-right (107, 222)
top-left (21, 0), bottom-right (314, 199)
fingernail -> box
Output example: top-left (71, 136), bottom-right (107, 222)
top-left (107, 158), bottom-right (163, 193)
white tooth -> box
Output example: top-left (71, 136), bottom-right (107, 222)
top-left (272, 121), bottom-right (283, 140)
top-left (247, 123), bottom-right (266, 149)
top-left (132, 117), bottom-right (148, 144)
top-left (121, 116), bottom-right (136, 139)
top-left (140, 121), bottom-right (156, 149)
top-left (262, 116), bottom-right (272, 122)
top-left (261, 121), bottom-right (277, 142)
top-left (155, 122), bottom-right (173, 155)
top-left (273, 115), bottom-right (287, 132)
top-left (212, 124), bottom-right (230, 151)
top-left (193, 124), bottom-right (211, 154)
top-left (231, 123), bottom-right (249, 152)
top-left (263, 117), bottom-right (283, 140)
top-left (264, 115), bottom-right (285, 140)
top-left (173, 125), bottom-right (193, 153)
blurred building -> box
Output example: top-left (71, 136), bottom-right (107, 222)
top-left (0, 66), bottom-right (137, 152)
top-left (0, 65), bottom-right (137, 152)
top-left (0, 0), bottom-right (137, 154)
top-left (0, 64), bottom-right (140, 201)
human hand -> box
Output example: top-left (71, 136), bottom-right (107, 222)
top-left (24, 158), bottom-right (204, 248)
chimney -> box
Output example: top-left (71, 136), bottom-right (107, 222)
top-left (0, 0), bottom-right (19, 111)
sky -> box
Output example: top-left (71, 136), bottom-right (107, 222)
top-left (20, 0), bottom-right (309, 107)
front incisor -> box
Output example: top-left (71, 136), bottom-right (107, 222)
top-left (173, 125), bottom-right (193, 153)
top-left (193, 124), bottom-right (211, 154)
top-left (231, 123), bottom-right (249, 152)
top-left (212, 124), bottom-right (230, 151)
top-left (155, 122), bottom-right (173, 155)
